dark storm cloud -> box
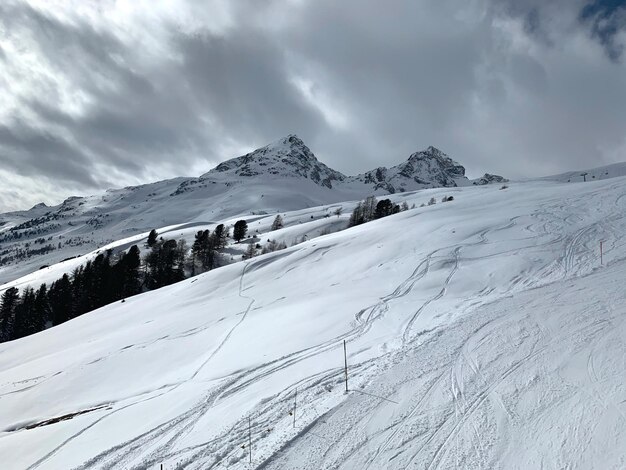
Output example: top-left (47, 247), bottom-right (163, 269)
top-left (174, 31), bottom-right (324, 144)
top-left (0, 0), bottom-right (325, 210)
top-left (580, 0), bottom-right (626, 61)
top-left (490, 0), bottom-right (626, 60)
top-left (0, 121), bottom-right (100, 186)
top-left (0, 0), bottom-right (625, 211)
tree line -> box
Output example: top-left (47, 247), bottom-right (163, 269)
top-left (0, 246), bottom-right (142, 342)
top-left (0, 223), bottom-right (237, 343)
top-left (348, 196), bottom-right (410, 227)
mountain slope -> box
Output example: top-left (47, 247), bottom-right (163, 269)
top-left (2, 176), bottom-right (626, 468)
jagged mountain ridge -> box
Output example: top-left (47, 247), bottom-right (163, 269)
top-left (0, 135), bottom-right (502, 285)
top-left (347, 145), bottom-right (470, 194)
top-left (203, 135), bottom-right (345, 188)
top-left (175, 135), bottom-right (492, 195)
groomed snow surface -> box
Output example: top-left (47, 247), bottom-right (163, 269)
top-left (2, 178), bottom-right (626, 469)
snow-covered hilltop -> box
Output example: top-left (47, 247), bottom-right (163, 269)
top-left (0, 135), bottom-right (503, 285)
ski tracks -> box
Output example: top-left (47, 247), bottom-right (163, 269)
top-left (401, 247), bottom-right (460, 344)
top-left (28, 262), bottom-right (258, 470)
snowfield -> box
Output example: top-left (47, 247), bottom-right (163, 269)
top-left (2, 177), bottom-right (626, 469)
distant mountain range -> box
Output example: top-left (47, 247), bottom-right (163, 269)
top-left (0, 134), bottom-right (503, 284)
top-left (173, 135), bottom-right (504, 195)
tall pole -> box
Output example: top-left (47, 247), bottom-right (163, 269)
top-left (248, 417), bottom-right (252, 465)
top-left (343, 340), bottom-right (349, 393)
top-left (293, 388), bottom-right (297, 428)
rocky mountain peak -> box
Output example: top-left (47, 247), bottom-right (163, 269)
top-left (201, 135), bottom-right (345, 188)
top-left (29, 202), bottom-right (49, 211)
top-left (389, 146), bottom-right (466, 187)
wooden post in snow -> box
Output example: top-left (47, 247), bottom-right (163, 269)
top-left (343, 340), bottom-right (349, 393)
top-left (600, 241), bottom-right (604, 265)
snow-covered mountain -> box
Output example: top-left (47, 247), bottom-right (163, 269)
top-left (0, 135), bottom-right (502, 286)
top-left (203, 134), bottom-right (345, 188)
top-left (3, 176), bottom-right (626, 469)
top-left (347, 145), bottom-right (469, 193)
top-left (172, 136), bottom-right (479, 195)
top-left (471, 172), bottom-right (509, 185)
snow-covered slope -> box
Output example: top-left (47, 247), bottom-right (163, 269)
top-left (0, 136), bottom-right (502, 287)
top-left (2, 176), bottom-right (626, 469)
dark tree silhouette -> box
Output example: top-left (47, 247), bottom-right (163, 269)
top-left (0, 287), bottom-right (20, 341)
top-left (233, 220), bottom-right (248, 243)
top-left (147, 229), bottom-right (158, 247)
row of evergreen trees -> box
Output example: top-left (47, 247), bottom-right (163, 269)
top-left (0, 246), bottom-right (142, 342)
top-left (348, 196), bottom-right (410, 227)
top-left (0, 223), bottom-right (238, 343)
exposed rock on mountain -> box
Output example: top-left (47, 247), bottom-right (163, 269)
top-left (471, 173), bottom-right (508, 185)
top-left (202, 135), bottom-right (345, 189)
top-left (348, 146), bottom-right (469, 193)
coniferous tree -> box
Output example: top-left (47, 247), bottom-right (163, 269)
top-left (233, 220), bottom-right (248, 243)
top-left (211, 224), bottom-right (228, 249)
top-left (0, 287), bottom-right (20, 341)
top-left (115, 245), bottom-right (142, 298)
top-left (72, 262), bottom-right (92, 317)
top-left (34, 284), bottom-right (50, 328)
top-left (147, 229), bottom-right (158, 247)
top-left (13, 287), bottom-right (38, 339)
top-left (271, 215), bottom-right (284, 231)
top-left (146, 238), bottom-right (187, 288)
top-left (243, 242), bottom-right (257, 259)
top-left (146, 239), bottom-right (165, 289)
top-left (192, 230), bottom-right (214, 271)
top-left (125, 245), bottom-right (142, 295)
top-left (92, 251), bottom-right (113, 307)
top-left (363, 196), bottom-right (378, 221)
top-left (49, 274), bottom-right (73, 326)
top-left (173, 239), bottom-right (187, 282)
top-left (348, 202), bottom-right (365, 227)
top-left (375, 199), bottom-right (394, 219)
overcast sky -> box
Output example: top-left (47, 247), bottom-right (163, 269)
top-left (0, 0), bottom-right (625, 211)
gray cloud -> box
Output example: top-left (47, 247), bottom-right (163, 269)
top-left (0, 0), bottom-right (625, 211)
top-left (580, 0), bottom-right (626, 61)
